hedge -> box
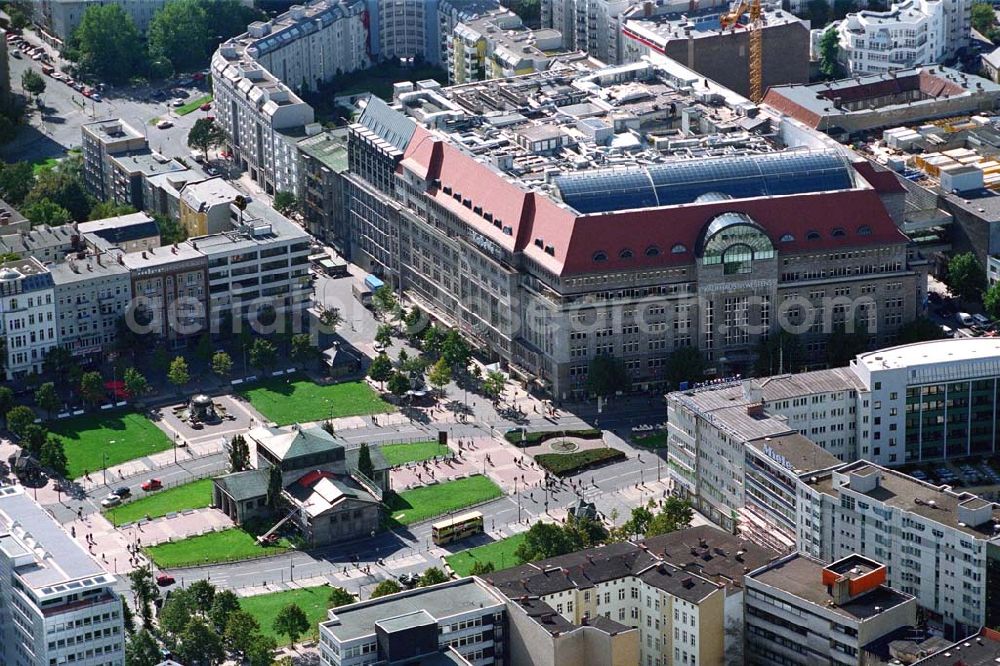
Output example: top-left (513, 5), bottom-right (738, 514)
top-left (535, 448), bottom-right (626, 476)
top-left (504, 428), bottom-right (603, 446)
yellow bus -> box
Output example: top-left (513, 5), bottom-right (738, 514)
top-left (431, 511), bottom-right (484, 546)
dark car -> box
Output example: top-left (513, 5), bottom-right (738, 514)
top-left (156, 574), bottom-right (175, 586)
top-left (113, 486), bottom-right (131, 498)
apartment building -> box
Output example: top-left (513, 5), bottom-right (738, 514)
top-left (179, 177), bottom-right (243, 237)
top-left (449, 9), bottom-right (568, 84)
top-left (543, 0), bottom-right (634, 64)
top-left (122, 243), bottom-right (208, 344)
top-left (800, 462), bottom-right (1000, 640)
top-left (142, 169), bottom-right (200, 223)
top-left (437, 0), bottom-right (501, 67)
top-left (80, 119), bottom-right (147, 203)
top-left (0, 197), bottom-right (30, 237)
top-left (32, 0), bottom-right (165, 49)
top-left (620, 1), bottom-right (809, 100)
top-left (297, 129), bottom-right (350, 248)
top-left (77, 213), bottom-right (160, 255)
top-left (835, 0), bottom-right (973, 76)
top-left (745, 554), bottom-right (918, 665)
top-left (0, 486), bottom-right (125, 666)
top-left (50, 251), bottom-right (132, 361)
top-left (487, 526), bottom-right (779, 666)
top-left (211, 0), bottom-right (367, 196)
top-left (319, 578), bottom-right (509, 666)
top-left (0, 224), bottom-right (77, 264)
top-left (344, 57), bottom-right (926, 399)
top-left (0, 257), bottom-right (57, 380)
top-left (107, 151), bottom-right (185, 212)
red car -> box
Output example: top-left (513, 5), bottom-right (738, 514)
top-left (156, 574), bottom-right (175, 586)
top-left (200, 103), bottom-right (212, 111)
top-left (141, 478), bottom-right (163, 492)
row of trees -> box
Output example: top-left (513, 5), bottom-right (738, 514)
top-left (369, 566), bottom-right (451, 599)
top-left (68, 0), bottom-right (262, 83)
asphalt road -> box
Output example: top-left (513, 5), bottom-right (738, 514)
top-left (2, 29), bottom-right (214, 164)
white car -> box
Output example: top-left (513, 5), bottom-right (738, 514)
top-left (156, 120), bottom-right (173, 130)
top-left (100, 494), bottom-right (121, 508)
top-left (171, 99), bottom-right (185, 107)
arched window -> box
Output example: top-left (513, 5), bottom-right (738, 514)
top-left (593, 251), bottom-right (608, 262)
top-left (857, 225), bottom-right (872, 236)
top-left (671, 243), bottom-right (687, 254)
top-left (780, 233), bottom-right (795, 243)
top-left (806, 230), bottom-right (821, 241)
top-left (619, 248), bottom-right (634, 259)
top-left (645, 245), bottom-right (661, 257)
top-left (831, 227), bottom-right (846, 237)
top-left (701, 213), bottom-right (775, 271)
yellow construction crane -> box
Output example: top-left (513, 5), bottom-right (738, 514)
top-left (721, 0), bottom-right (763, 103)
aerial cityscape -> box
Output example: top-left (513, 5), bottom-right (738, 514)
top-left (1, 0), bottom-right (1000, 665)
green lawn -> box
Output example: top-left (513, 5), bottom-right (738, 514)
top-left (145, 528), bottom-right (291, 568)
top-left (50, 412), bottom-right (173, 479)
top-left (105, 478), bottom-right (213, 526)
top-left (32, 157), bottom-right (59, 174)
top-left (445, 533), bottom-right (526, 576)
top-left (536, 448), bottom-right (626, 476)
top-left (240, 586), bottom-right (330, 646)
top-left (632, 431), bottom-right (668, 449)
top-left (380, 440), bottom-right (450, 467)
top-left (175, 94), bottom-right (212, 115)
top-left (240, 376), bottom-right (395, 426)
top-left (385, 475), bottom-right (502, 526)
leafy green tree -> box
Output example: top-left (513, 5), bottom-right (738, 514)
top-left (645, 497), bottom-right (693, 537)
top-left (211, 351), bottom-right (233, 378)
top-left (222, 609), bottom-right (260, 655)
top-left (375, 323), bottom-right (394, 349)
top-left (188, 579), bottom-right (216, 612)
top-left (123, 367), bottom-right (151, 399)
top-left (372, 285), bottom-right (398, 320)
top-left (21, 69), bottom-right (46, 100)
top-left (428, 357), bottom-right (451, 395)
top-left (368, 353), bottom-right (393, 389)
top-left (6, 2), bottom-right (30, 30)
top-left (328, 587), bottom-right (355, 608)
top-left (249, 338), bottom-right (277, 373)
top-left (620, 505), bottom-right (654, 539)
top-left (419, 567), bottom-right (450, 587)
top-left (898, 316), bottom-right (949, 344)
top-left (39, 436), bottom-right (68, 477)
top-left (0, 162), bottom-right (36, 205)
top-left (469, 561), bottom-right (495, 575)
top-left (155, 213), bottom-right (188, 245)
top-left (985, 283), bottom-right (1000, 320)
top-left (125, 629), bottom-right (162, 666)
top-left (515, 522), bottom-right (577, 562)
top-left (127, 567), bottom-right (159, 628)
top-left (177, 617), bottom-right (224, 666)
top-left (159, 588), bottom-right (196, 636)
top-left (74, 4), bottom-right (146, 83)
top-left (273, 191), bottom-right (297, 216)
top-left (167, 356), bottom-right (190, 387)
top-left (441, 328), bottom-right (471, 372)
top-left (34, 382), bottom-right (60, 417)
top-left (6, 405), bottom-right (36, 438)
top-left (664, 346), bottom-right (705, 389)
top-left (21, 424), bottom-right (48, 458)
top-left (357, 442), bottom-right (375, 480)
top-left (88, 201), bottom-right (136, 220)
top-left (148, 0), bottom-right (209, 72)
top-left (290, 333), bottom-right (315, 365)
top-left (22, 199), bottom-right (71, 226)
top-left (370, 579), bottom-right (402, 598)
top-left (266, 463), bottom-right (283, 509)
top-left (204, 0), bottom-right (266, 46)
top-left (194, 333), bottom-right (212, 363)
top-left (827, 321), bottom-right (869, 368)
top-left (79, 371), bottom-right (104, 407)
top-left (387, 371), bottom-right (410, 398)
top-left (272, 603), bottom-right (310, 645)
top-left (187, 117), bottom-right (226, 160)
top-left (0, 387), bottom-right (13, 423)
top-left (819, 26), bottom-right (842, 79)
top-left (806, 0), bottom-right (832, 26)
top-left (945, 252), bottom-right (986, 302)
top-left (319, 307), bottom-right (342, 332)
top-left (229, 433), bottom-right (250, 472)
top-left (120, 593), bottom-right (135, 634)
top-left (246, 634), bottom-right (278, 666)
top-left (209, 589), bottom-right (241, 632)
top-left (586, 355), bottom-right (629, 398)
top-left (482, 370), bottom-right (506, 403)
top-left (422, 324), bottom-right (443, 356)
top-left (26, 158), bottom-right (91, 222)
top-left (973, 2), bottom-right (999, 41)
top-left (565, 514), bottom-right (608, 548)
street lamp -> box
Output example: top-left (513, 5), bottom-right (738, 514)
top-left (103, 442), bottom-right (114, 486)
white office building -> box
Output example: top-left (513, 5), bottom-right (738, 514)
top-left (0, 257), bottom-right (57, 380)
top-left (836, 0), bottom-right (971, 75)
top-left (0, 486), bottom-right (125, 666)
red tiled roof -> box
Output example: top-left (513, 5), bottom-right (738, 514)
top-left (297, 469), bottom-right (335, 488)
top-left (852, 161), bottom-right (906, 194)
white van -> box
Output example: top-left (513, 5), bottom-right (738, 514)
top-left (957, 312), bottom-right (975, 326)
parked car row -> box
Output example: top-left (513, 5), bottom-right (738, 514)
top-left (6, 33), bottom-right (50, 63)
top-left (909, 461), bottom-right (1000, 488)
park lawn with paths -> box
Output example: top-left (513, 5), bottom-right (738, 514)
top-left (240, 376), bottom-right (394, 426)
top-left (175, 95), bottom-right (213, 115)
top-left (145, 528), bottom-right (291, 568)
top-left (385, 475), bottom-right (502, 526)
top-left (380, 440), bottom-right (449, 467)
top-left (535, 448), bottom-right (626, 477)
top-left (240, 585), bottom-right (330, 646)
top-left (49, 412), bottom-right (173, 479)
top-left (105, 478), bottom-right (213, 526)
top-left (445, 532), bottom-right (527, 576)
